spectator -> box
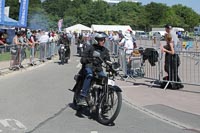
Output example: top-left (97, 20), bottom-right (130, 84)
top-left (28, 31), bottom-right (37, 66)
top-left (38, 31), bottom-right (49, 62)
top-left (177, 31), bottom-right (182, 38)
top-left (49, 32), bottom-right (56, 57)
top-left (0, 31), bottom-right (6, 53)
top-left (10, 31), bottom-right (22, 70)
top-left (123, 32), bottom-right (134, 78)
top-left (113, 31), bottom-right (120, 55)
top-left (123, 32), bottom-right (134, 55)
top-left (18, 30), bottom-right (30, 68)
top-left (54, 32), bottom-right (59, 55)
top-left (161, 24), bottom-right (184, 89)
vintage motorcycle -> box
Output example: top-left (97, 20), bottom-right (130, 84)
top-left (72, 51), bottom-right (122, 125)
top-left (60, 44), bottom-right (70, 64)
top-left (77, 43), bottom-right (85, 57)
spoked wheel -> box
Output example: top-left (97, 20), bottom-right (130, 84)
top-left (61, 52), bottom-right (65, 65)
top-left (66, 58), bottom-right (68, 64)
top-left (73, 89), bottom-right (82, 111)
top-left (97, 89), bottom-right (122, 125)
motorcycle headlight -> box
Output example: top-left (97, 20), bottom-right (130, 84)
top-left (112, 62), bottom-right (120, 71)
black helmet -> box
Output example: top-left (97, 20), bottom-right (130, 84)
top-left (164, 24), bottom-right (172, 29)
top-left (94, 32), bottom-right (107, 44)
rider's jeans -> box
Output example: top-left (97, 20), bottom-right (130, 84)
top-left (80, 67), bottom-right (106, 97)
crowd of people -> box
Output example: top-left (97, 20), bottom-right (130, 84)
top-left (8, 29), bottom-right (60, 70)
top-left (0, 25), bottom-right (185, 90)
top-left (0, 30), bottom-right (8, 53)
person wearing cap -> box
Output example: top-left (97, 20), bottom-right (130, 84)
top-left (161, 24), bottom-right (183, 89)
top-left (123, 32), bottom-right (134, 54)
top-left (119, 31), bottom-right (134, 78)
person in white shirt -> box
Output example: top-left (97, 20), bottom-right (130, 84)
top-left (123, 32), bottom-right (133, 55)
top-left (38, 31), bottom-right (49, 62)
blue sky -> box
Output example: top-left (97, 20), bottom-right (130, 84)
top-left (138, 0), bottom-right (200, 14)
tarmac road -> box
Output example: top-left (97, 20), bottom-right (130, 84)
top-left (0, 45), bottom-right (199, 133)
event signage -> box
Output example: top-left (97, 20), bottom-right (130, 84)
top-left (0, 0), bottom-right (5, 24)
top-left (18, 0), bottom-right (29, 27)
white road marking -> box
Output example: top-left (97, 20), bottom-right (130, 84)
top-left (91, 131), bottom-right (98, 133)
top-left (0, 119), bottom-right (27, 131)
top-left (14, 119), bottom-right (27, 129)
top-left (0, 119), bottom-right (11, 128)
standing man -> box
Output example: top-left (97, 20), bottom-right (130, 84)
top-left (164, 24), bottom-right (180, 54)
top-left (38, 31), bottom-right (49, 62)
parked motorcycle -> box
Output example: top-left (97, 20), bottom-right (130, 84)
top-left (72, 51), bottom-right (122, 125)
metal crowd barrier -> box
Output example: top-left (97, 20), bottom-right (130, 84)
top-left (105, 40), bottom-right (120, 56)
top-left (110, 36), bottom-right (200, 88)
top-left (163, 51), bottom-right (200, 86)
top-left (0, 42), bottom-right (59, 74)
top-left (113, 38), bottom-right (200, 88)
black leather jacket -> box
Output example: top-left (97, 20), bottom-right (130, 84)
top-left (58, 35), bottom-right (70, 47)
top-left (80, 44), bottom-right (110, 72)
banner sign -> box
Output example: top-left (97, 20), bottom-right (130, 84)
top-left (0, 0), bottom-right (5, 24)
top-left (18, 0), bottom-right (29, 27)
top-left (58, 19), bottom-right (63, 32)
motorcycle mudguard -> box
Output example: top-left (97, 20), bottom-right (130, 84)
top-left (109, 85), bottom-right (122, 92)
top-left (72, 67), bottom-right (85, 92)
top-left (72, 77), bottom-right (83, 92)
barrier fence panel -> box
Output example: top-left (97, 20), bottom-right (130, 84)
top-left (161, 51), bottom-right (200, 86)
top-left (118, 47), bottom-right (127, 75)
top-left (115, 38), bottom-right (200, 88)
top-left (0, 42), bottom-right (58, 74)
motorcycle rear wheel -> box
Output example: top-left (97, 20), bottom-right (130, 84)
top-left (97, 89), bottom-right (122, 125)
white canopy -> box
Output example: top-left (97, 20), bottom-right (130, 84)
top-left (172, 27), bottom-right (185, 32)
top-left (65, 24), bottom-right (92, 32)
top-left (91, 24), bottom-right (133, 33)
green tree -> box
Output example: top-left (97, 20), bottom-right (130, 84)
top-left (5, 0), bottom-right (20, 20)
top-left (145, 2), bottom-right (169, 27)
top-left (160, 8), bottom-right (182, 27)
top-left (172, 4), bottom-right (200, 29)
top-left (6, 0), bottom-right (200, 31)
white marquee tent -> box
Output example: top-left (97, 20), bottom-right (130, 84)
top-left (91, 24), bottom-right (133, 33)
top-left (172, 27), bottom-right (185, 32)
top-left (65, 24), bottom-right (92, 32)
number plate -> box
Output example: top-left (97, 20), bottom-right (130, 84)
top-left (108, 79), bottom-right (115, 86)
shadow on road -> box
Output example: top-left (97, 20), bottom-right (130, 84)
top-left (68, 103), bottom-right (115, 127)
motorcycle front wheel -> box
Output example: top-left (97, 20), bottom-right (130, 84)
top-left (61, 51), bottom-right (65, 64)
top-left (97, 89), bottom-right (122, 125)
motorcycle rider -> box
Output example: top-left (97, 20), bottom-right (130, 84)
top-left (78, 32), bottom-right (111, 106)
top-left (58, 32), bottom-right (70, 60)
